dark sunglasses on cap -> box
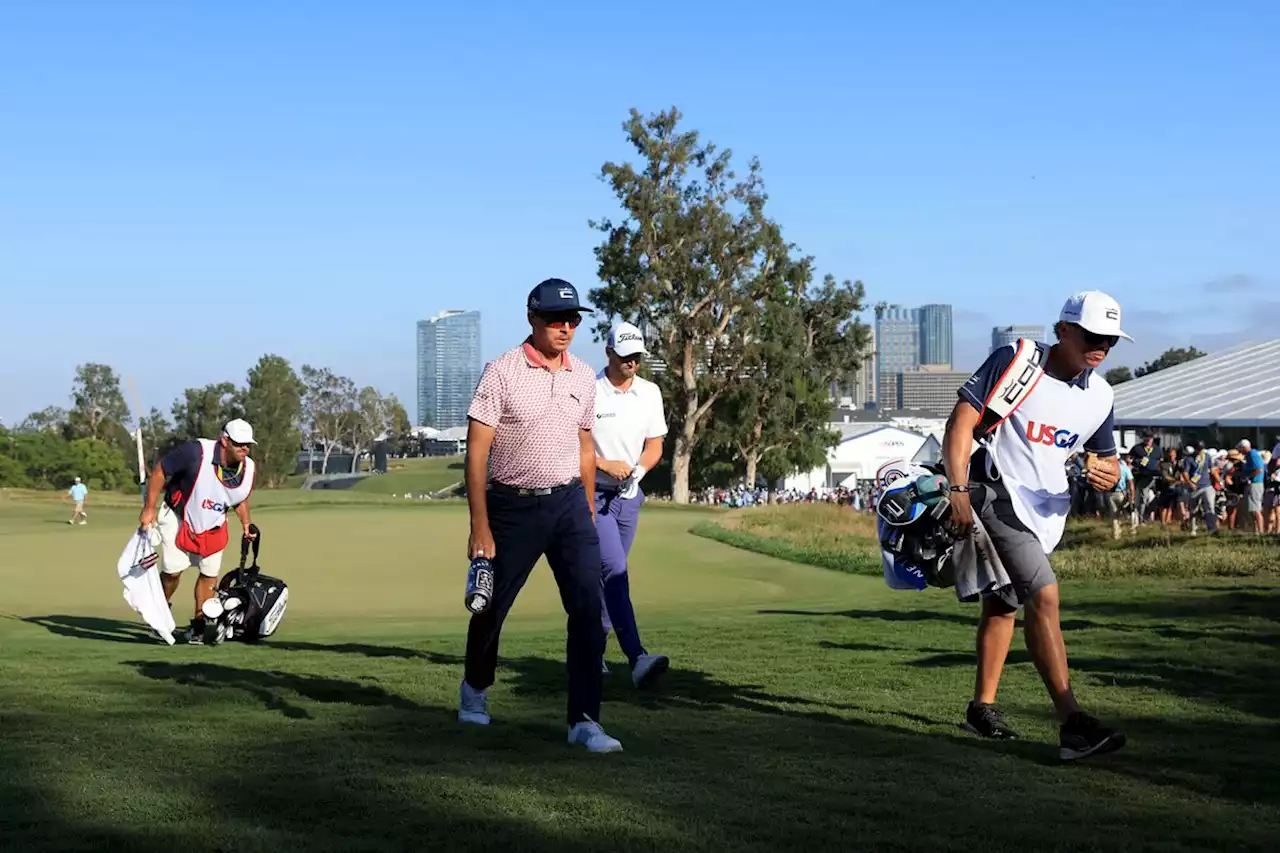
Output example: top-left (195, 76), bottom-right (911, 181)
top-left (536, 311), bottom-right (582, 329)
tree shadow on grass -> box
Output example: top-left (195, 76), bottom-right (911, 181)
top-left (267, 640), bottom-right (950, 729)
top-left (1069, 588), bottom-right (1280, 624)
top-left (757, 607), bottom-right (974, 626)
top-left (5, 673), bottom-right (1278, 853)
top-left (268, 640), bottom-right (430, 659)
top-left (124, 660), bottom-right (440, 720)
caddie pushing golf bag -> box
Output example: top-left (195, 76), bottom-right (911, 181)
top-left (201, 524), bottom-right (289, 644)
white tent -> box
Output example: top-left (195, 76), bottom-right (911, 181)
top-left (784, 425), bottom-right (936, 491)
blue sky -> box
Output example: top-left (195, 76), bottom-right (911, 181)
top-left (2, 1), bottom-right (1276, 425)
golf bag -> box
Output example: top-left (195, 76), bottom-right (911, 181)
top-left (207, 525), bottom-right (289, 644)
top-left (874, 460), bottom-right (958, 591)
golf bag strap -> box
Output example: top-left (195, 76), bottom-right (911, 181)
top-left (973, 338), bottom-right (1048, 442)
top-left (238, 524), bottom-right (261, 572)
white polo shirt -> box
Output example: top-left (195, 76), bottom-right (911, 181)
top-left (593, 371), bottom-right (667, 489)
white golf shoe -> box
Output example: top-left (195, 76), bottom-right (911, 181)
top-left (458, 680), bottom-right (491, 725)
top-left (568, 717), bottom-right (623, 753)
top-left (631, 653), bottom-right (669, 688)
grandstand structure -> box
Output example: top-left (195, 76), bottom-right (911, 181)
top-left (1111, 338), bottom-right (1280, 449)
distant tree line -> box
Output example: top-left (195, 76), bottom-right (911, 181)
top-left (1104, 346), bottom-right (1207, 386)
top-left (1, 357), bottom-right (410, 492)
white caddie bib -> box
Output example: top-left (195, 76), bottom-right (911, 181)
top-left (176, 438), bottom-right (255, 557)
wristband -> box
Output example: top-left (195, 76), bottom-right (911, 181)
top-left (949, 484), bottom-right (970, 493)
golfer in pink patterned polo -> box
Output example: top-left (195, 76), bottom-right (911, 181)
top-left (456, 278), bottom-right (622, 753)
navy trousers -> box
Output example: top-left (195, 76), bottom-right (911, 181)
top-left (595, 487), bottom-right (647, 665)
top-left (464, 481), bottom-right (605, 726)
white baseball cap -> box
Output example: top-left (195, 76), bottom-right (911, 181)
top-left (223, 418), bottom-right (257, 445)
top-left (1058, 290), bottom-right (1133, 342)
top-left (607, 321), bottom-right (648, 358)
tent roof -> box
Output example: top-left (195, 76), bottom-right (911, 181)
top-left (1112, 339), bottom-right (1280, 428)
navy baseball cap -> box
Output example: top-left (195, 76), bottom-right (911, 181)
top-left (527, 278), bottom-right (594, 314)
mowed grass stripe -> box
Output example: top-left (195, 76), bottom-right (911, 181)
top-left (1, 496), bottom-right (1278, 851)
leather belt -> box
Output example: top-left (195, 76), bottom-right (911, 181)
top-left (488, 478), bottom-right (580, 498)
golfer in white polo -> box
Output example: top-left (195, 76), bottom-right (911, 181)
top-left (593, 321), bottom-right (669, 687)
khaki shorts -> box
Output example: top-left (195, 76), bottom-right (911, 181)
top-left (157, 504), bottom-right (223, 578)
top-left (73, 501), bottom-right (85, 514)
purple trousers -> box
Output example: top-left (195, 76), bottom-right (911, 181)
top-left (595, 486), bottom-right (647, 665)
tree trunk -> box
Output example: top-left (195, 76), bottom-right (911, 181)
top-left (321, 441), bottom-right (335, 474)
top-left (670, 337), bottom-right (701, 504)
top-left (671, 432), bottom-right (693, 504)
top-left (743, 415), bottom-right (764, 490)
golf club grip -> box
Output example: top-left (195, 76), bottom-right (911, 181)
top-left (239, 524), bottom-right (261, 569)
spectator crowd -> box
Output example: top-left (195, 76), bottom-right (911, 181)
top-left (691, 433), bottom-right (1280, 544)
top-left (1069, 435), bottom-right (1280, 538)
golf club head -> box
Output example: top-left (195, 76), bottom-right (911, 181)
top-left (201, 598), bottom-right (225, 620)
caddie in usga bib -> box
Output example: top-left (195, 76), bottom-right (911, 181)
top-left (940, 290), bottom-right (1130, 762)
top-left (136, 419), bottom-right (259, 645)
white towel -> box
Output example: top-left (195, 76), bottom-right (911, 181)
top-left (116, 528), bottom-right (176, 644)
top-left (950, 516), bottom-right (1015, 603)
top-left (619, 465), bottom-right (644, 500)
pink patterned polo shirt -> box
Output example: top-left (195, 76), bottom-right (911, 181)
top-left (466, 340), bottom-right (597, 489)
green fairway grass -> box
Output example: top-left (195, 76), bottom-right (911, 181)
top-left (348, 455), bottom-right (465, 496)
top-left (1, 494), bottom-right (1278, 852)
top-left (696, 503), bottom-right (1280, 580)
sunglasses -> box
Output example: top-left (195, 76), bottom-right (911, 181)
top-left (536, 312), bottom-right (582, 329)
top-left (1074, 324), bottom-right (1119, 348)
top-left (617, 352), bottom-right (643, 364)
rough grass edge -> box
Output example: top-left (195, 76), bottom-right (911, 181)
top-left (690, 520), bottom-right (882, 576)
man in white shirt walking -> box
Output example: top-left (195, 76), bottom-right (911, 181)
top-left (593, 322), bottom-right (670, 687)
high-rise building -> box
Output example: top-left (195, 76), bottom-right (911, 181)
top-left (874, 302), bottom-right (955, 408)
top-left (918, 304), bottom-right (953, 367)
top-left (990, 324), bottom-right (1047, 354)
top-left (875, 305), bottom-right (920, 408)
top-left (416, 310), bottom-right (481, 429)
top-left (897, 369), bottom-right (972, 416)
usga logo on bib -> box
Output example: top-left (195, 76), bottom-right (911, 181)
top-left (1025, 421), bottom-right (1080, 449)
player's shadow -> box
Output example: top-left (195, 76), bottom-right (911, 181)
top-left (20, 614), bottom-right (160, 644)
top-left (124, 660), bottom-right (441, 721)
